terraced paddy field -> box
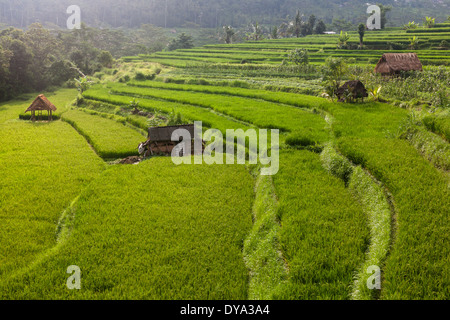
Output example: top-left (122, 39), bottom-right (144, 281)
top-left (125, 27), bottom-right (450, 68)
top-left (1, 158), bottom-right (254, 299)
top-left (1, 27), bottom-right (450, 301)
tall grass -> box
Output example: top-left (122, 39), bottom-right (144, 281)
top-left (0, 121), bottom-right (105, 279)
top-left (0, 158), bottom-right (254, 299)
top-left (83, 87), bottom-right (256, 134)
top-left (338, 138), bottom-right (450, 299)
top-left (320, 144), bottom-right (392, 300)
top-left (61, 109), bottom-right (146, 159)
top-left (106, 83), bottom-right (330, 144)
top-left (243, 173), bottom-right (288, 300)
top-left (271, 150), bottom-right (369, 299)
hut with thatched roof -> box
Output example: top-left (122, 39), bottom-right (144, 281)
top-left (336, 80), bottom-right (369, 103)
top-left (138, 124), bottom-right (205, 157)
top-left (374, 53), bottom-right (423, 75)
top-left (26, 94), bottom-right (57, 121)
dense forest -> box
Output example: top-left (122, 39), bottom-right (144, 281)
top-left (0, 0), bottom-right (448, 29)
top-left (1, 0), bottom-right (449, 102)
top-left (0, 23), bottom-right (171, 101)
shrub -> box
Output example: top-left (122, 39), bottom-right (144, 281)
top-left (287, 48), bottom-right (309, 65)
top-left (134, 72), bottom-right (147, 81)
top-left (320, 144), bottom-right (353, 184)
top-left (285, 134), bottom-right (316, 148)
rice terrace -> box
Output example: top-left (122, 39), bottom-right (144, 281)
top-left (0, 0), bottom-right (449, 306)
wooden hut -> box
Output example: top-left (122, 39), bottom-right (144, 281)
top-left (336, 80), bottom-right (368, 102)
top-left (374, 53), bottom-right (423, 75)
top-left (25, 94), bottom-right (57, 121)
top-left (138, 124), bottom-right (205, 157)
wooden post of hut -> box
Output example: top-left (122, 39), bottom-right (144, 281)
top-left (25, 94), bottom-right (57, 122)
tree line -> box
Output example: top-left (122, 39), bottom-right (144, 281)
top-left (0, 0), bottom-right (448, 29)
top-left (0, 23), bottom-right (169, 101)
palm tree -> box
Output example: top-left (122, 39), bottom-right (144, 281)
top-left (292, 10), bottom-right (303, 38)
top-left (222, 26), bottom-right (235, 44)
top-left (358, 23), bottom-right (366, 49)
top-left (248, 22), bottom-right (264, 41)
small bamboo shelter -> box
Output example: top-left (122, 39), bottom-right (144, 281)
top-left (26, 94), bottom-right (57, 121)
top-left (336, 80), bottom-right (369, 102)
top-left (374, 53), bottom-right (423, 75)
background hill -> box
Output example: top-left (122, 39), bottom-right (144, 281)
top-left (0, 0), bottom-right (449, 30)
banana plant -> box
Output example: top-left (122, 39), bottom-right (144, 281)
top-left (403, 21), bottom-right (419, 29)
top-left (337, 31), bottom-right (350, 48)
top-left (74, 76), bottom-right (93, 94)
top-left (424, 16), bottom-right (436, 28)
top-left (409, 36), bottom-right (420, 50)
top-left (368, 85), bottom-right (382, 101)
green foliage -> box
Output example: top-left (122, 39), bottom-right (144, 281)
top-left (270, 26), bottom-right (279, 39)
top-left (348, 166), bottom-right (392, 300)
top-left (106, 82), bottom-right (329, 143)
top-left (320, 144), bottom-right (353, 184)
top-left (422, 115), bottom-right (450, 141)
top-left (0, 119), bottom-right (104, 280)
top-left (83, 86), bottom-right (255, 135)
top-left (134, 72), bottom-right (156, 81)
top-left (167, 33), bottom-right (194, 51)
top-left (74, 76), bottom-right (92, 94)
top-left (338, 138), bottom-right (450, 299)
top-left (246, 22), bottom-right (265, 41)
top-left (352, 65), bottom-right (450, 108)
top-left (287, 48), bottom-right (309, 65)
top-left (337, 31), bottom-right (350, 49)
top-left (1, 0), bottom-right (448, 31)
top-left (399, 125), bottom-right (450, 170)
top-left (62, 109), bottom-right (145, 159)
top-left (367, 85), bottom-right (382, 102)
top-left (403, 21), bottom-right (419, 30)
top-left (222, 26), bottom-right (236, 44)
top-left (331, 18), bottom-right (354, 32)
top-left (322, 56), bottom-right (348, 85)
top-left (272, 150), bottom-right (369, 299)
top-left (0, 158), bottom-right (254, 299)
top-left (319, 144), bottom-right (392, 300)
top-left (243, 173), bottom-right (287, 299)
top-left (377, 3), bottom-right (392, 29)
top-left (424, 16), bottom-right (436, 28)
top-left (166, 108), bottom-right (185, 126)
top-left (314, 20), bottom-right (327, 35)
top-left (408, 35), bottom-right (420, 49)
top-left (358, 24), bottom-right (366, 48)
top-left (98, 50), bottom-right (114, 68)
top-left (439, 40), bottom-right (449, 49)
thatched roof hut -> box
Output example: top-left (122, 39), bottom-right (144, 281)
top-left (26, 94), bottom-right (57, 121)
top-left (374, 53), bottom-right (423, 75)
top-left (336, 80), bottom-right (368, 102)
top-left (139, 124), bottom-right (205, 157)
top-left (147, 124), bottom-right (197, 142)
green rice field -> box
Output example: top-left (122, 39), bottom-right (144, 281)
top-left (1, 24), bottom-right (449, 301)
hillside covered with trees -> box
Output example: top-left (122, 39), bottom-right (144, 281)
top-left (0, 0), bottom-right (448, 29)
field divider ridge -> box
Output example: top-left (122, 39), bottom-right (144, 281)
top-left (243, 168), bottom-right (289, 300)
top-left (320, 143), bottom-right (395, 300)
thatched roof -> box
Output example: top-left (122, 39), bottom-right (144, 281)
top-left (26, 94), bottom-right (57, 112)
top-left (336, 80), bottom-right (368, 102)
top-left (374, 53), bottom-right (423, 74)
top-left (148, 124), bottom-right (197, 142)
